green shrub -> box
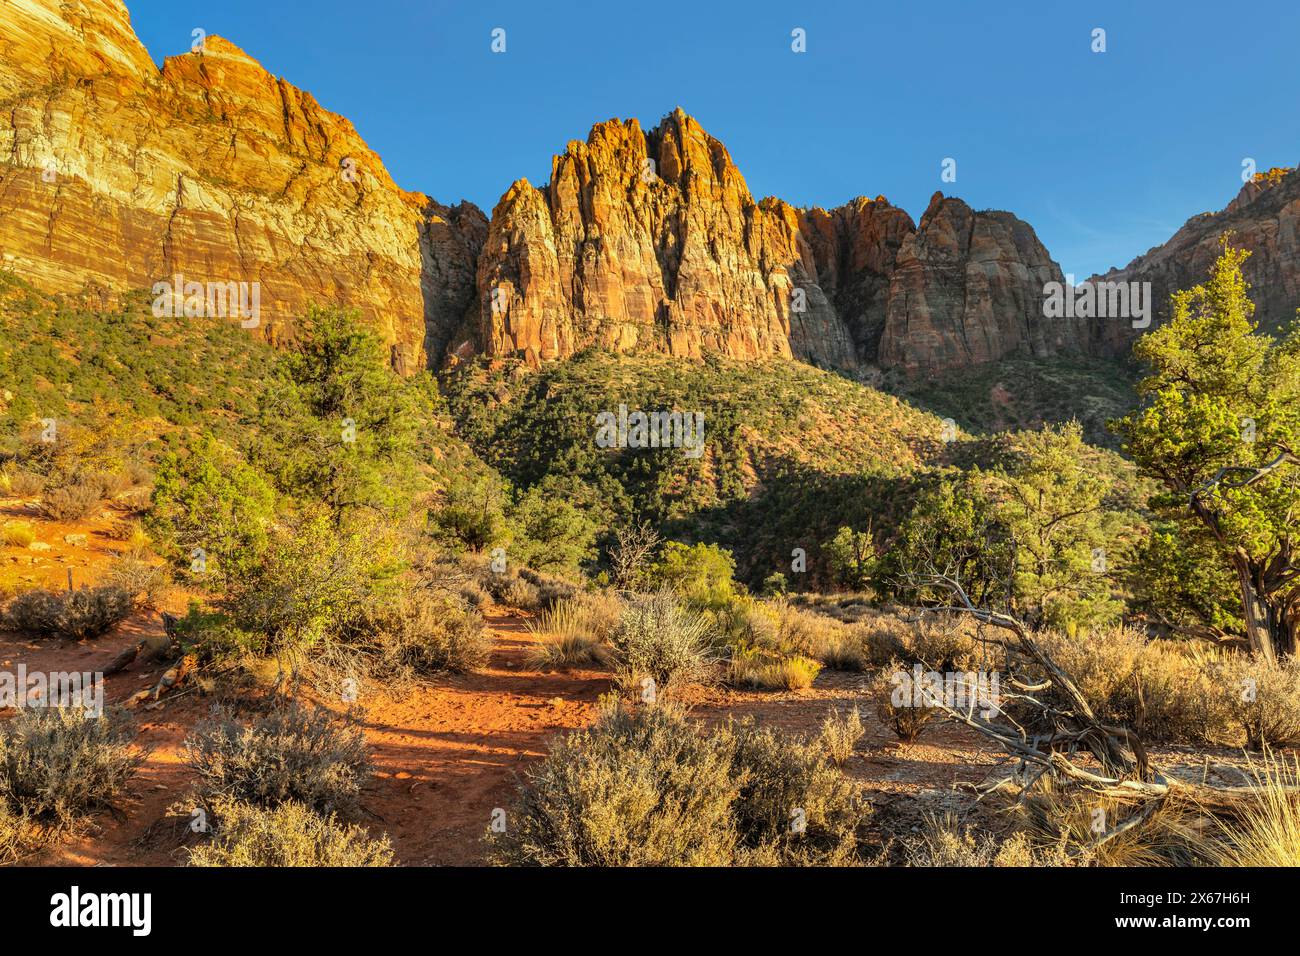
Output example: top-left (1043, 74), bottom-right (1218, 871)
top-left (187, 800), bottom-right (394, 867)
top-left (3, 586), bottom-right (132, 639)
top-left (0, 707), bottom-right (141, 826)
top-left (184, 703), bottom-right (371, 815)
top-left (647, 541), bottom-right (738, 608)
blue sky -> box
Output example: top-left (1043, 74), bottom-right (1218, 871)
top-left (128, 0), bottom-right (1300, 278)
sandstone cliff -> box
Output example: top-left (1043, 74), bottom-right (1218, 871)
top-left (0, 0), bottom-right (1141, 377)
top-left (475, 112), bottom-right (1090, 373)
top-left (0, 0), bottom-right (484, 370)
top-left (1088, 166), bottom-right (1300, 338)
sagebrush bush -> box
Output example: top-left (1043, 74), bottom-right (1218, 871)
top-left (3, 585), bottom-right (132, 639)
top-left (367, 591), bottom-right (490, 677)
top-left (1207, 654), bottom-right (1300, 750)
top-left (858, 610), bottom-right (980, 671)
top-left (726, 718), bottom-right (863, 864)
top-left (0, 801), bottom-right (39, 864)
top-left (185, 703), bottom-right (371, 815)
top-left (819, 706), bottom-right (864, 766)
top-left (39, 481), bottom-right (102, 521)
top-left (0, 707), bottom-right (141, 826)
top-left (100, 557), bottom-right (172, 609)
top-left (609, 589), bottom-right (717, 692)
top-left (489, 698), bottom-right (867, 866)
top-left (1035, 627), bottom-right (1219, 744)
top-left (187, 800), bottom-right (394, 867)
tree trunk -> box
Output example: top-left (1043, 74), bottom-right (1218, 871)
top-left (1233, 557), bottom-right (1296, 661)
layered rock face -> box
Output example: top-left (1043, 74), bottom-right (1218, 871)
top-left (877, 193), bottom-right (1085, 371)
top-left (1089, 166), bottom-right (1300, 338)
top-left (476, 111), bottom-right (1089, 373)
top-left (0, 0), bottom-right (1128, 377)
top-left (0, 0), bottom-right (484, 370)
top-left (475, 110), bottom-right (857, 369)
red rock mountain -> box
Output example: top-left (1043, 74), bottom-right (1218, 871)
top-left (0, 0), bottom-right (484, 371)
top-left (1089, 166), bottom-right (1300, 335)
top-left (7, 0), bottom-right (1291, 379)
top-left (474, 110), bottom-right (1092, 373)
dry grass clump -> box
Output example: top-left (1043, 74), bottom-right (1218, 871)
top-left (2, 585), bottom-right (132, 639)
top-left (489, 698), bottom-right (866, 866)
top-left (100, 557), bottom-right (172, 610)
top-left (0, 463), bottom-right (46, 498)
top-left (0, 801), bottom-right (41, 864)
top-left (38, 481), bottom-right (102, 521)
top-left (1206, 654), bottom-right (1300, 750)
top-left (871, 663), bottom-right (939, 742)
top-left (857, 609), bottom-right (981, 671)
top-left (185, 703), bottom-right (371, 816)
top-left (0, 706), bottom-right (142, 828)
top-left (526, 594), bottom-right (624, 670)
top-left (1198, 754), bottom-right (1300, 866)
top-left (819, 705), bottom-right (864, 766)
top-left (186, 799), bottom-right (394, 867)
top-left (609, 589), bottom-right (717, 692)
top-left (0, 521), bottom-right (35, 548)
top-left (729, 648), bottom-right (822, 691)
top-left (902, 814), bottom-right (1064, 867)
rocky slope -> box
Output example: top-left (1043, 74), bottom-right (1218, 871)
top-left (0, 0), bottom-right (484, 371)
top-left (1089, 166), bottom-right (1300, 335)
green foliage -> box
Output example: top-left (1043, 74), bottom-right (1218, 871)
top-left (250, 307), bottom-right (427, 521)
top-left (219, 510), bottom-right (404, 656)
top-left (824, 525), bottom-right (876, 592)
top-left (148, 434), bottom-right (277, 582)
top-left (877, 423), bottom-right (1132, 629)
top-left (1131, 523), bottom-right (1243, 636)
top-left (508, 478), bottom-right (600, 576)
top-left (1116, 239), bottom-right (1300, 656)
top-left (647, 541), bottom-right (738, 608)
top-left (984, 422), bottom-right (1126, 630)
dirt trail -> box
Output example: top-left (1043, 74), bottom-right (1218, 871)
top-left (358, 611), bottom-right (609, 864)
top-left (0, 606), bottom-right (611, 866)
